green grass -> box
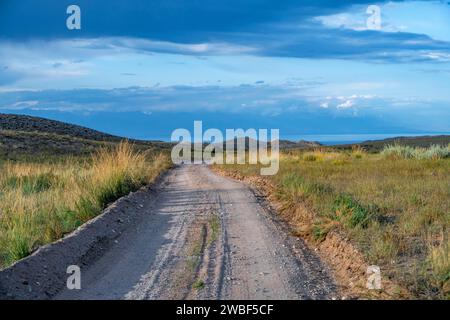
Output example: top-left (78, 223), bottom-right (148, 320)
top-left (192, 279), bottom-right (205, 290)
top-left (187, 225), bottom-right (207, 272)
top-left (0, 142), bottom-right (171, 268)
top-left (217, 146), bottom-right (450, 299)
top-left (5, 173), bottom-right (54, 195)
top-left (208, 214), bottom-right (220, 245)
top-left (332, 194), bottom-right (374, 228)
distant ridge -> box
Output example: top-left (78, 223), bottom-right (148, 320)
top-left (0, 113), bottom-right (170, 159)
top-left (207, 137), bottom-right (322, 150)
top-left (1, 113), bottom-right (448, 156)
top-left (0, 113), bottom-right (122, 142)
top-left (335, 135), bottom-right (450, 152)
top-left (279, 139), bottom-right (322, 149)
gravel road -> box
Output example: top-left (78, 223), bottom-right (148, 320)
top-left (2, 164), bottom-right (336, 300)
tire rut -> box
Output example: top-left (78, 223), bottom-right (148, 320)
top-left (1, 164), bottom-right (336, 300)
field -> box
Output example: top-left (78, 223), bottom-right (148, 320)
top-left (215, 145), bottom-right (450, 299)
top-left (0, 142), bottom-right (171, 268)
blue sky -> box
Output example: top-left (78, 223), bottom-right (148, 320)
top-left (0, 0), bottom-right (449, 139)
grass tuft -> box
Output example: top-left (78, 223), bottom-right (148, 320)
top-left (333, 194), bottom-right (373, 228)
top-left (193, 279), bottom-right (205, 290)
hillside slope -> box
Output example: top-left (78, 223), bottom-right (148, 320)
top-left (336, 135), bottom-right (450, 152)
top-left (0, 114), bottom-right (123, 142)
top-left (0, 113), bottom-right (171, 160)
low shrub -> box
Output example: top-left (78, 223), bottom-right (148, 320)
top-left (382, 144), bottom-right (450, 160)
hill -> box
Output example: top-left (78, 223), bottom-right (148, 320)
top-left (334, 135), bottom-right (450, 152)
top-left (0, 114), bottom-right (124, 142)
top-left (0, 113), bottom-right (171, 160)
top-left (279, 139), bottom-right (322, 150)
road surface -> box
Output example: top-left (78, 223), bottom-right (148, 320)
top-left (51, 165), bottom-right (335, 299)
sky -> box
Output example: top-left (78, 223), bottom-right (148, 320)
top-left (0, 0), bottom-right (449, 140)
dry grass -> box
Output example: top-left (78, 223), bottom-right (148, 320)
top-left (0, 142), bottom-right (171, 268)
top-left (216, 147), bottom-right (450, 299)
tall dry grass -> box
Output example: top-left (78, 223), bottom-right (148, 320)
top-left (0, 142), bottom-right (170, 268)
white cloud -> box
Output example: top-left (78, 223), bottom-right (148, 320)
top-left (421, 51), bottom-right (450, 62)
top-left (314, 12), bottom-right (367, 31)
top-left (10, 100), bottom-right (39, 108)
top-left (314, 1), bottom-right (450, 42)
top-left (71, 37), bottom-right (258, 56)
top-left (337, 99), bottom-right (355, 109)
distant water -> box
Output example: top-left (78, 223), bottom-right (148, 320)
top-left (281, 133), bottom-right (450, 145)
top-left (142, 133), bottom-right (450, 145)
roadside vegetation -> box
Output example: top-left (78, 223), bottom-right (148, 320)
top-left (0, 142), bottom-right (171, 268)
top-left (381, 144), bottom-right (450, 160)
top-left (216, 144), bottom-right (450, 299)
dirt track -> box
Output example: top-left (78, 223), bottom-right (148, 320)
top-left (1, 165), bottom-right (336, 300)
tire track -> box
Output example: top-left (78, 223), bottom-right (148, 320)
top-left (2, 164), bottom-right (336, 300)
